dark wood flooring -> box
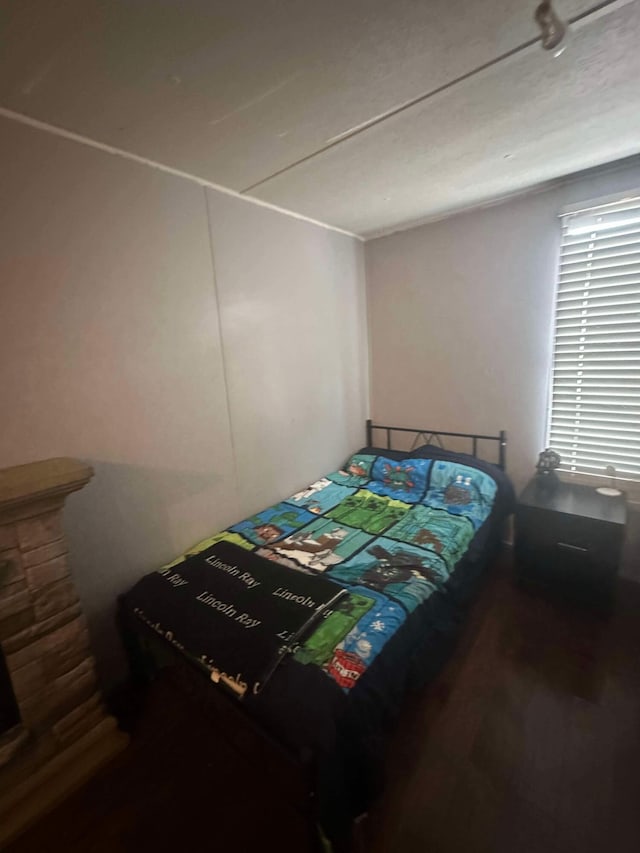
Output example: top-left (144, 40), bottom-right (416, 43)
top-left (7, 553), bottom-right (640, 853)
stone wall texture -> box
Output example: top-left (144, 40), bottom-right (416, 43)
top-left (0, 460), bottom-right (117, 790)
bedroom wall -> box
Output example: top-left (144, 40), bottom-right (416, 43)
top-left (206, 191), bottom-right (368, 514)
top-left (0, 114), bottom-right (367, 686)
top-left (365, 159), bottom-right (640, 576)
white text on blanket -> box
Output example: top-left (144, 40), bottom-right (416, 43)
top-left (205, 555), bottom-right (261, 589)
top-left (195, 591), bottom-right (261, 629)
top-left (158, 568), bottom-right (188, 587)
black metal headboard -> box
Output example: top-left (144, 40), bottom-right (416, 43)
top-left (365, 419), bottom-right (507, 471)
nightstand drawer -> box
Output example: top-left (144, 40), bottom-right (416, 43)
top-left (516, 507), bottom-right (621, 569)
top-left (515, 538), bottom-right (617, 607)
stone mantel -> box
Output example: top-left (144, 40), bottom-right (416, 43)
top-left (0, 456), bottom-right (126, 846)
top-left (0, 458), bottom-right (94, 522)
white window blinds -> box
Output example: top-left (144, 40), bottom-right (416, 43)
top-left (548, 193), bottom-right (640, 481)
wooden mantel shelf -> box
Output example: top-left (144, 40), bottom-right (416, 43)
top-left (0, 458), bottom-right (94, 513)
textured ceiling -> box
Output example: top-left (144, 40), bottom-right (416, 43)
top-left (1, 0), bottom-right (638, 237)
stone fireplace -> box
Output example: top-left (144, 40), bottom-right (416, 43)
top-left (0, 458), bottom-right (126, 845)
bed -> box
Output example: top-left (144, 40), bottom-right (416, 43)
top-left (118, 421), bottom-right (515, 848)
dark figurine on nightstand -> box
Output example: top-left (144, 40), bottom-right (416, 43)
top-left (535, 448), bottom-right (561, 493)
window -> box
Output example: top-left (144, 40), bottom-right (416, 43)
top-left (548, 191), bottom-right (640, 482)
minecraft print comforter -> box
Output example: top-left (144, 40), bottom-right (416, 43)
top-left (125, 449), bottom-right (506, 697)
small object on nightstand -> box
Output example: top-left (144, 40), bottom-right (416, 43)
top-left (536, 448), bottom-right (561, 476)
top-left (596, 464), bottom-right (622, 497)
top-left (534, 448), bottom-right (561, 497)
top-left (515, 477), bottom-right (627, 609)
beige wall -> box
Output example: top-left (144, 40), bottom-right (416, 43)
top-left (206, 190), bottom-right (368, 514)
top-left (366, 160), bottom-right (640, 574)
top-left (0, 115), bottom-right (367, 685)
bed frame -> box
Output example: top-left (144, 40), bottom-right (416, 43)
top-left (119, 421), bottom-right (508, 852)
top-left (365, 419), bottom-right (507, 470)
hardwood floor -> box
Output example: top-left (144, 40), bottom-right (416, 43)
top-left (6, 553), bottom-right (640, 853)
top-left (365, 556), bottom-right (640, 853)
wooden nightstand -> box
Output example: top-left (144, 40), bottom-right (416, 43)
top-left (515, 477), bottom-right (627, 608)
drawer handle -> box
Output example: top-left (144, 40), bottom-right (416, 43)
top-left (556, 542), bottom-right (589, 553)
